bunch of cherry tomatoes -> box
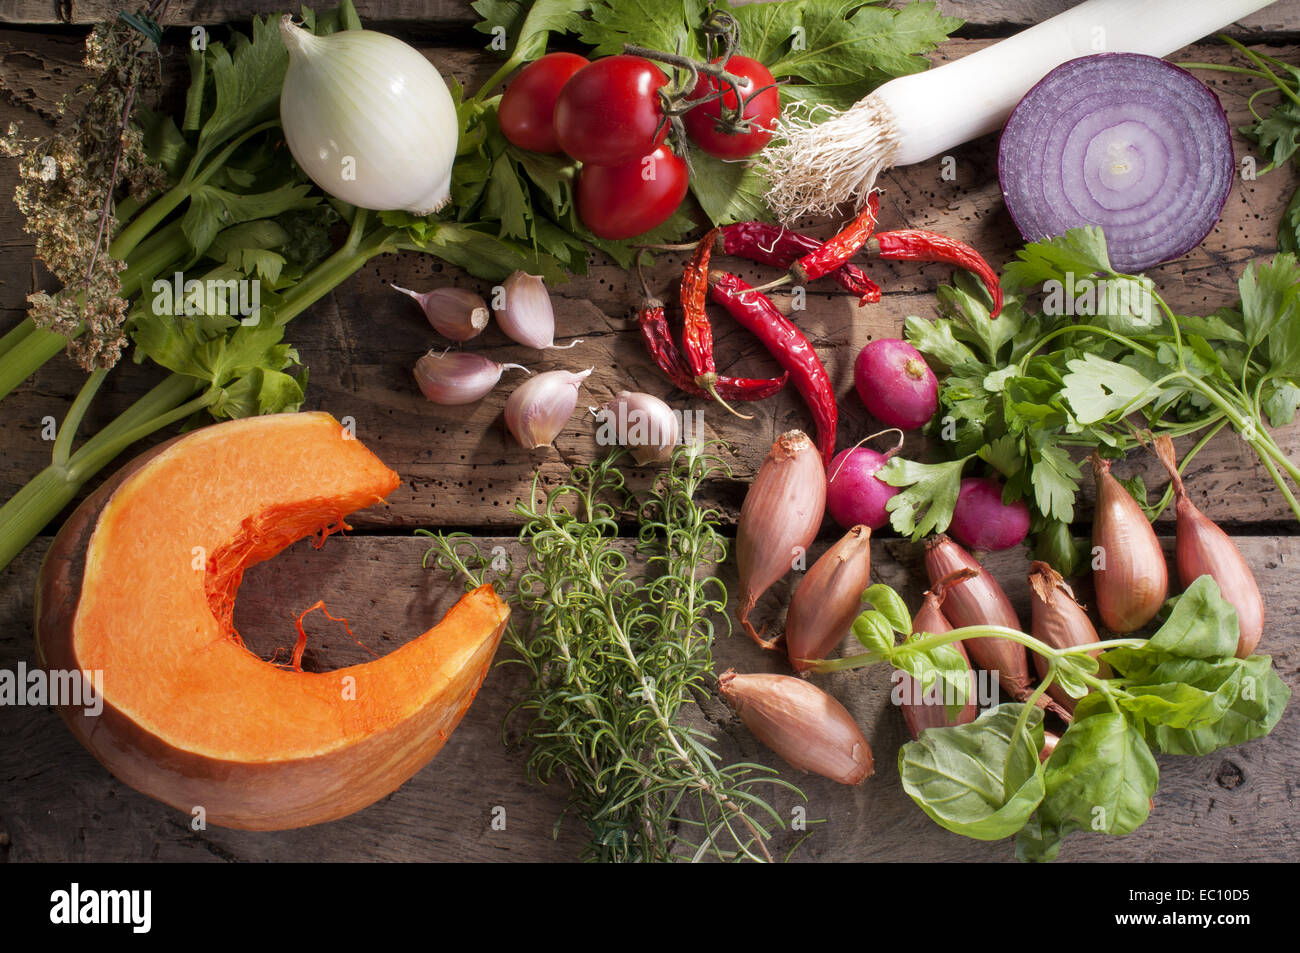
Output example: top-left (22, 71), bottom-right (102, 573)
top-left (497, 50), bottom-right (780, 240)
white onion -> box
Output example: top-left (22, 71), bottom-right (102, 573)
top-left (279, 17), bottom-right (458, 215)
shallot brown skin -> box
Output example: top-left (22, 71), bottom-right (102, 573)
top-left (898, 573), bottom-right (979, 740)
top-left (1090, 452), bottom-right (1168, 633)
top-left (1028, 561), bottom-right (1107, 713)
top-left (736, 431), bottom-right (827, 650)
top-left (1174, 497), bottom-right (1264, 658)
top-left (924, 534), bottom-right (1072, 721)
top-left (1040, 731), bottom-right (1060, 763)
top-left (719, 670), bottom-right (874, 785)
top-left (785, 525), bottom-right (873, 672)
top-left (1152, 436), bottom-right (1264, 657)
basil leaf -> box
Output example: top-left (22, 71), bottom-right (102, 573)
top-left (1016, 712), bottom-right (1157, 863)
top-left (1147, 575), bottom-right (1240, 659)
top-left (899, 703), bottom-right (1045, 840)
top-left (862, 583), bottom-right (911, 637)
top-left (1145, 656), bottom-right (1290, 755)
top-left (892, 638), bottom-right (971, 721)
top-left (851, 609), bottom-right (894, 656)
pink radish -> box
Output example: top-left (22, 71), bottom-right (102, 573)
top-left (949, 476), bottom-right (1030, 551)
top-left (827, 431), bottom-right (903, 530)
top-left (854, 339), bottom-right (938, 430)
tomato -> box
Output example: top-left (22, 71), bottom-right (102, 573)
top-left (498, 52), bottom-right (589, 154)
top-left (683, 56), bottom-right (780, 160)
top-left (576, 145), bottom-right (688, 240)
top-left (554, 55), bottom-right (670, 167)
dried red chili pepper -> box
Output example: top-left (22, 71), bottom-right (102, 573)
top-left (708, 270), bottom-right (837, 468)
top-left (867, 229), bottom-right (1003, 318)
top-left (636, 296), bottom-right (787, 402)
top-left (791, 191), bottom-right (880, 283)
top-left (680, 228), bottom-right (752, 418)
top-left (716, 223), bottom-right (881, 306)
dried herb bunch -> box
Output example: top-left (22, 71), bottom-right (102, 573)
top-left (0, 5), bottom-right (169, 369)
top-left (422, 445), bottom-right (803, 862)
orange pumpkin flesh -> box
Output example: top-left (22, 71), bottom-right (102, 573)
top-left (35, 412), bottom-right (508, 830)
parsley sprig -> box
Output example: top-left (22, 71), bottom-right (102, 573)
top-left (881, 227), bottom-right (1300, 560)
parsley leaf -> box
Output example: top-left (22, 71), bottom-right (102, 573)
top-left (879, 454), bottom-right (971, 540)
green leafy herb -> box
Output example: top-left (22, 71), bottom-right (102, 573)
top-left (900, 704), bottom-right (1046, 840)
top-left (422, 447), bottom-right (804, 862)
top-left (818, 575), bottom-right (1289, 862)
top-left (469, 0), bottom-right (961, 226)
top-left (886, 227), bottom-right (1300, 567)
top-left (1183, 37), bottom-right (1300, 251)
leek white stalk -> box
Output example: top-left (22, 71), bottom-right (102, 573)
top-left (761, 0), bottom-right (1277, 221)
top-left (279, 17), bottom-right (458, 215)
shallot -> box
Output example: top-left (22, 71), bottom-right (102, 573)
top-left (735, 431), bottom-right (826, 650)
top-left (719, 670), bottom-right (874, 785)
top-left (1091, 452), bottom-right (1167, 633)
top-left (924, 534), bottom-right (1071, 720)
top-left (1152, 436), bottom-right (1264, 657)
top-left (1028, 561), bottom-right (1105, 713)
top-left (785, 525), bottom-right (873, 671)
top-left (897, 569), bottom-right (980, 740)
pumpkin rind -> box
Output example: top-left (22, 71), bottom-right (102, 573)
top-left (35, 412), bottom-right (508, 830)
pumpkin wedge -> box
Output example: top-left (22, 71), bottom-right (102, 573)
top-left (35, 412), bottom-right (508, 831)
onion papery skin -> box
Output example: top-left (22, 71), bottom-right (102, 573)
top-left (1091, 454), bottom-right (1167, 633)
top-left (899, 592), bottom-right (978, 740)
top-left (280, 19), bottom-right (457, 215)
top-left (998, 53), bottom-right (1233, 272)
top-left (719, 670), bottom-right (873, 785)
top-left (1175, 497), bottom-right (1264, 658)
top-left (1028, 561), bottom-right (1105, 713)
top-left (923, 534), bottom-right (1072, 721)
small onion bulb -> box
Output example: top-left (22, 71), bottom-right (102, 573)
top-left (279, 17), bottom-right (457, 215)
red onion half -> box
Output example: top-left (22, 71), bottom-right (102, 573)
top-left (998, 53), bottom-right (1233, 273)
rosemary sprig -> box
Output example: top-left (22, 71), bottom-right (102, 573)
top-left (422, 444), bottom-right (804, 863)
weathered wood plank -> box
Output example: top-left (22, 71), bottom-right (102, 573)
top-left (2, 36), bottom-right (1299, 531)
top-left (1, 533), bottom-right (1295, 861)
top-left (1, 0), bottom-right (1296, 36)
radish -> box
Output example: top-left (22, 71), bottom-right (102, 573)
top-left (949, 477), bottom-right (1030, 551)
top-left (827, 445), bottom-right (899, 531)
top-left (854, 339), bottom-right (938, 430)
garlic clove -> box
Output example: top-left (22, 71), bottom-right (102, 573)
top-left (593, 391), bottom-right (681, 465)
top-left (414, 350), bottom-right (529, 405)
top-left (394, 285), bottom-right (489, 342)
top-left (495, 271), bottom-right (557, 349)
top-left (505, 367), bottom-right (593, 448)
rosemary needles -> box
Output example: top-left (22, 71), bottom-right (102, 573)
top-left (422, 445), bottom-right (803, 862)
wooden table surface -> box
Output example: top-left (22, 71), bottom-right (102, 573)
top-left (1, 1), bottom-right (1297, 863)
